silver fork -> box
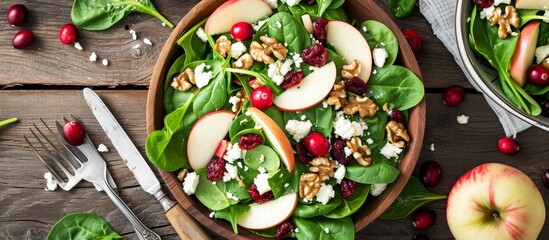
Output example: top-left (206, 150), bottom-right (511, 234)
top-left (25, 118), bottom-right (161, 240)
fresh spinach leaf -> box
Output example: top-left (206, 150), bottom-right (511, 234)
top-left (266, 12), bottom-right (311, 53)
top-left (327, 0), bottom-right (345, 9)
top-left (322, 8), bottom-right (350, 22)
top-left (363, 111), bottom-right (388, 142)
top-left (293, 216), bottom-right (354, 239)
top-left (268, 163), bottom-right (302, 198)
top-left (380, 176), bottom-right (446, 219)
top-left (192, 60), bottom-right (228, 118)
top-left (366, 65), bottom-right (424, 110)
top-left (345, 163), bottom-right (399, 184)
top-left (317, 0), bottom-right (333, 18)
top-left (327, 48), bottom-right (347, 74)
top-left (244, 145), bottom-right (281, 173)
top-left (164, 54), bottom-right (188, 113)
top-left (177, 18), bottom-right (209, 66)
top-left (325, 184), bottom-right (370, 218)
top-left (214, 204), bottom-right (250, 234)
top-left (388, 0), bottom-right (417, 19)
top-left (360, 20), bottom-right (399, 66)
top-left (524, 82), bottom-right (549, 95)
top-left (47, 213), bottom-right (123, 240)
top-left (538, 22), bottom-right (549, 46)
top-left (71, 0), bottom-right (173, 30)
top-left (231, 129), bottom-right (265, 145)
top-left (263, 106), bottom-right (286, 131)
top-left (230, 114), bottom-right (255, 139)
top-left (289, 4), bottom-right (318, 18)
top-left (283, 104), bottom-right (333, 137)
top-left (518, 9), bottom-right (549, 27)
top-left (194, 168), bottom-right (231, 210)
top-left (294, 193), bottom-right (342, 218)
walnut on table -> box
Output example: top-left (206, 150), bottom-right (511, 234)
top-left (299, 173), bottom-right (321, 200)
top-left (170, 68), bottom-right (195, 91)
top-left (326, 82), bottom-right (347, 110)
top-left (489, 5), bottom-right (519, 39)
top-left (386, 120), bottom-right (410, 148)
top-left (341, 59), bottom-right (361, 79)
top-left (346, 137), bottom-right (372, 167)
top-left (309, 157), bottom-right (337, 181)
top-left (343, 96), bottom-right (378, 119)
top-left (215, 35), bottom-right (231, 58)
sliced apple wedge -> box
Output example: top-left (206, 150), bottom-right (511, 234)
top-left (274, 61), bottom-right (336, 112)
top-left (301, 14), bottom-right (313, 34)
top-left (204, 0), bottom-right (273, 35)
top-left (326, 20), bottom-right (372, 83)
top-left (510, 21), bottom-right (540, 86)
top-left (516, 0), bottom-right (547, 9)
top-left (187, 110), bottom-right (235, 170)
top-left (237, 193), bottom-right (298, 230)
top-left (247, 107), bottom-right (295, 172)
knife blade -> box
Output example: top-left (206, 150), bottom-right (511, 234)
top-left (83, 88), bottom-right (210, 240)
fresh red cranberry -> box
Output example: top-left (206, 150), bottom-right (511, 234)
top-left (230, 22), bottom-right (253, 41)
top-left (387, 109), bottom-right (406, 125)
top-left (498, 137), bottom-right (520, 155)
top-left (331, 138), bottom-right (352, 165)
top-left (473, 0), bottom-right (494, 8)
top-left (526, 64), bottom-right (549, 86)
top-left (280, 70), bottom-right (304, 89)
top-left (250, 86), bottom-right (274, 110)
top-left (413, 233), bottom-right (430, 240)
top-left (312, 17), bottom-right (328, 42)
top-left (296, 141), bottom-right (314, 164)
top-left (7, 4), bottom-right (28, 26)
top-left (301, 43), bottom-right (328, 67)
top-left (247, 183), bottom-right (273, 203)
top-left (238, 134), bottom-right (263, 150)
top-left (303, 132), bottom-right (330, 157)
top-left (412, 209), bottom-right (436, 231)
top-left (206, 156), bottom-right (225, 182)
top-left (62, 120), bottom-right (86, 146)
top-left (340, 179), bottom-right (358, 199)
top-left (275, 220), bottom-right (296, 239)
top-left (542, 169), bottom-right (549, 188)
top-left (345, 77), bottom-right (367, 95)
top-left (12, 29), bottom-right (34, 49)
top-left (419, 161), bottom-right (442, 187)
top-left (443, 85), bottom-right (465, 107)
top-left (402, 29), bottom-right (423, 55)
top-left (59, 23), bottom-right (78, 44)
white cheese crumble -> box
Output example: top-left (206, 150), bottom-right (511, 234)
top-left (226, 191), bottom-right (239, 201)
top-left (253, 19), bottom-right (269, 31)
top-left (372, 48), bottom-right (389, 67)
top-left (44, 172), bottom-right (57, 191)
top-left (194, 63), bottom-right (213, 88)
top-left (284, 183), bottom-right (290, 188)
top-left (480, 6), bottom-right (495, 20)
top-left (223, 143), bottom-right (242, 163)
top-left (276, 21), bottom-right (282, 28)
top-left (362, 26), bottom-right (368, 32)
top-left (89, 52), bottom-right (97, 62)
top-left (285, 119), bottom-right (313, 142)
top-left (129, 29), bottom-right (137, 40)
top-left (102, 59), bottom-right (109, 66)
top-left (315, 183), bottom-right (335, 204)
top-left (324, 228), bottom-right (330, 234)
top-left (373, 69), bottom-right (377, 75)
top-left (183, 172), bottom-right (200, 195)
top-left (535, 44), bottom-right (549, 63)
top-left (254, 173), bottom-right (271, 194)
top-left (281, 0), bottom-right (301, 7)
top-left (223, 164), bottom-right (239, 182)
top-left (430, 143), bottom-right (435, 151)
top-left (132, 44), bottom-right (141, 49)
top-left (267, 59), bottom-right (294, 85)
top-left (322, 101), bottom-right (328, 108)
top-left (74, 42), bottom-right (83, 50)
top-left (366, 138), bottom-right (374, 145)
top-left (143, 38), bottom-right (152, 45)
top-left (263, 0), bottom-right (278, 8)
top-left (370, 183), bottom-right (388, 196)
top-left (97, 143), bottom-right (108, 152)
top-left (333, 116), bottom-right (364, 140)
top-left (162, 22), bottom-right (167, 27)
top-left (300, 115), bottom-right (307, 121)
top-left (230, 42), bottom-right (247, 59)
top-left (544, 9), bottom-right (549, 23)
top-left (209, 212), bottom-right (215, 218)
top-left (343, 146), bottom-right (352, 157)
top-left (334, 165), bottom-right (346, 184)
top-left (196, 27), bottom-right (208, 42)
top-left (258, 166), bottom-right (267, 174)
top-left (292, 53), bottom-right (304, 68)
top-left (457, 114), bottom-right (469, 124)
top-left (258, 154), bottom-right (265, 163)
top-left (295, 228), bottom-right (299, 233)
top-left (228, 96), bottom-right (240, 112)
top-left (380, 142), bottom-right (403, 159)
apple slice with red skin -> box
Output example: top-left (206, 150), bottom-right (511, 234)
top-left (273, 61), bottom-right (337, 112)
top-left (510, 21), bottom-right (540, 87)
top-left (247, 107), bottom-right (295, 172)
top-left (516, 0), bottom-right (548, 10)
top-left (204, 0), bottom-right (273, 35)
top-left (447, 163), bottom-right (545, 240)
top-left (301, 14), bottom-right (313, 34)
top-left (237, 193), bottom-right (298, 230)
top-left (326, 20), bottom-right (372, 83)
top-left (187, 110), bottom-right (235, 170)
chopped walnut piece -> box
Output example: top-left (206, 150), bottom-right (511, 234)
top-left (489, 6), bottom-right (519, 39)
top-left (250, 41), bottom-right (275, 64)
top-left (327, 82), bottom-right (347, 110)
top-left (543, 58), bottom-right (549, 70)
top-left (176, 168), bottom-right (187, 182)
top-left (386, 120), bottom-right (410, 148)
top-left (250, 36), bottom-right (288, 64)
top-left (343, 96), bottom-right (378, 118)
top-left (215, 35), bottom-right (231, 58)
top-left (230, 89), bottom-right (248, 113)
top-left (232, 53), bottom-right (254, 70)
top-left (299, 173), bottom-right (321, 200)
top-left (260, 36), bottom-right (287, 60)
top-left (342, 59), bottom-right (361, 79)
top-left (248, 77), bottom-right (265, 89)
top-left (309, 157), bottom-right (337, 181)
top-left (346, 137), bottom-right (372, 167)
top-left (170, 68), bottom-right (195, 91)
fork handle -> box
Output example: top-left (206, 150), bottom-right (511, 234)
top-left (96, 181), bottom-right (161, 240)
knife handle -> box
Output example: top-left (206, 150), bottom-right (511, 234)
top-left (166, 203), bottom-right (211, 240)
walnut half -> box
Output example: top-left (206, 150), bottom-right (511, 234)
top-left (346, 137), bottom-right (372, 166)
top-left (343, 96), bottom-right (378, 118)
top-left (386, 121), bottom-right (410, 148)
top-left (489, 5), bottom-right (519, 39)
top-left (215, 35), bottom-right (231, 58)
top-left (326, 82), bottom-right (347, 110)
top-left (299, 173), bottom-right (321, 200)
top-left (341, 59), bottom-right (361, 79)
top-left (170, 68), bottom-right (195, 92)
top-left (309, 157), bottom-right (336, 181)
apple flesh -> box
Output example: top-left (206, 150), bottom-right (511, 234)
top-left (516, 0), bottom-right (549, 10)
top-left (301, 14), bottom-right (313, 34)
top-left (237, 193), bottom-right (298, 230)
top-left (247, 107), bottom-right (295, 172)
top-left (326, 20), bottom-right (372, 83)
top-left (204, 0), bottom-right (273, 35)
top-left (509, 21), bottom-right (540, 87)
top-left (447, 163), bottom-right (545, 240)
top-left (274, 61), bottom-right (336, 111)
top-left (187, 110), bottom-right (235, 170)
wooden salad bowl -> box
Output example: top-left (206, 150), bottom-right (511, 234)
top-left (146, 0), bottom-right (426, 238)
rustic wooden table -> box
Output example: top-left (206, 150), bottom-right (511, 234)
top-left (1, 0), bottom-right (549, 239)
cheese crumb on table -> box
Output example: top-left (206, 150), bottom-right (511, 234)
top-left (44, 172), bottom-right (57, 191)
top-left (89, 52), bottom-right (97, 62)
top-left (430, 143), bottom-right (435, 151)
top-left (74, 42), bottom-right (83, 50)
top-left (129, 29), bottom-right (137, 40)
top-left (97, 143), bottom-right (108, 152)
top-left (457, 115), bottom-right (469, 124)
top-left (143, 38), bottom-right (152, 46)
top-left (102, 59), bottom-right (109, 66)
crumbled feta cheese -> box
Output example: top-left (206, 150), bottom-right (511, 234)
top-left (494, 0), bottom-right (510, 6)
top-left (430, 143), bottom-right (435, 151)
top-left (362, 26), bottom-right (368, 32)
top-left (535, 45), bottom-right (549, 63)
top-left (143, 38), bottom-right (152, 45)
top-left (44, 172), bottom-right (57, 191)
top-left (263, 0), bottom-right (278, 8)
top-left (237, 161), bottom-right (243, 168)
top-left (322, 101), bottom-right (328, 108)
top-left (209, 212), bottom-right (215, 218)
top-left (267, 59), bottom-right (294, 85)
top-left (226, 191), bottom-right (239, 201)
top-left (370, 183), bottom-right (388, 196)
top-left (162, 22), bottom-right (167, 27)
top-left (300, 115), bottom-right (307, 121)
top-left (132, 44), bottom-right (141, 49)
top-left (380, 142), bottom-right (403, 159)
top-left (366, 138), bottom-right (374, 145)
top-left (254, 173), bottom-right (271, 194)
top-left (74, 42), bottom-right (83, 50)
top-left (253, 19), bottom-right (269, 31)
top-left (183, 172), bottom-right (200, 195)
top-left (457, 115), bottom-right (469, 124)
top-left (333, 116), bottom-right (364, 140)
top-left (97, 143), bottom-right (108, 152)
top-left (467, 17), bottom-right (471, 23)
top-left (89, 52), bottom-right (97, 62)
top-left (276, 21), bottom-right (282, 28)
top-left (510, 32), bottom-right (518, 37)
top-left (230, 41), bottom-right (247, 59)
top-left (254, 123), bottom-right (263, 130)
top-left (480, 6), bottom-right (495, 20)
top-left (544, 9), bottom-right (549, 23)
top-left (194, 63), bottom-right (213, 88)
top-left (129, 29), bottom-right (137, 40)
top-left (343, 147), bottom-right (352, 157)
top-left (284, 183), bottom-right (290, 188)
top-left (324, 228), bottom-right (330, 234)
top-left (372, 48), bottom-right (389, 67)
top-left (224, 143), bottom-right (242, 163)
top-left (196, 27), bottom-right (208, 42)
top-left (102, 59), bottom-right (109, 66)
top-left (373, 69), bottom-right (377, 75)
top-left (292, 53), bottom-right (304, 68)
top-left (295, 228), bottom-right (299, 233)
top-left (223, 164), bottom-right (239, 182)
top-left (240, 119), bottom-right (248, 125)
top-left (258, 154), bottom-right (265, 163)
top-left (281, 0), bottom-right (301, 7)
top-left (285, 119), bottom-right (313, 141)
top-left (244, 166), bottom-right (249, 171)
top-left (315, 183), bottom-right (335, 204)
top-left (229, 96), bottom-right (240, 112)
top-left (334, 165), bottom-right (346, 184)
top-left (258, 166), bottom-right (267, 174)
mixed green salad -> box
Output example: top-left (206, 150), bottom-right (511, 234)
top-left (146, 0), bottom-right (424, 238)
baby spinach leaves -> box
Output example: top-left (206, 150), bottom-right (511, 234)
top-left (47, 213), bottom-right (123, 240)
top-left (366, 65), bottom-right (424, 110)
top-left (266, 12), bottom-right (312, 53)
top-left (325, 184), bottom-right (370, 218)
top-left (214, 204), bottom-right (250, 234)
top-left (194, 168), bottom-right (232, 210)
top-left (164, 54), bottom-right (187, 114)
top-left (360, 20), bottom-right (399, 66)
top-left (293, 216), bottom-right (354, 240)
top-left (388, 0), bottom-right (416, 19)
top-left (345, 162), bottom-right (399, 184)
top-left (191, 60), bottom-right (228, 118)
top-left (244, 145), bottom-right (281, 173)
top-left (71, 0), bottom-right (173, 31)
top-left (294, 193), bottom-right (342, 218)
top-left (283, 104), bottom-right (334, 137)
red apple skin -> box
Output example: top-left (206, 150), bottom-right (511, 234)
top-left (204, 0), bottom-right (273, 35)
top-left (447, 163), bottom-right (545, 240)
top-left (509, 21), bottom-right (540, 87)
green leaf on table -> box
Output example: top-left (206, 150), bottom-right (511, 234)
top-left (47, 212), bottom-right (123, 240)
top-left (388, 0), bottom-right (417, 19)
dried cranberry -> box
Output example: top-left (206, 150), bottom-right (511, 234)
top-left (301, 43), bottom-right (328, 67)
top-left (247, 184), bottom-right (273, 203)
top-left (387, 109), bottom-right (406, 124)
top-left (331, 138), bottom-right (352, 165)
top-left (345, 77), bottom-right (367, 95)
top-left (238, 134), bottom-right (263, 150)
top-left (296, 141), bottom-right (313, 164)
top-left (340, 179), bottom-right (358, 199)
top-left (312, 17), bottom-right (328, 42)
top-left (275, 220), bottom-right (296, 239)
top-left (281, 70), bottom-right (304, 89)
top-left (473, 0), bottom-right (494, 8)
top-left (206, 156), bottom-right (225, 182)
top-left (535, 96), bottom-right (549, 117)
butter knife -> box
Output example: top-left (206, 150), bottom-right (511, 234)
top-left (83, 88), bottom-right (210, 240)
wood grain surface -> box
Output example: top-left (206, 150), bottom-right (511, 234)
top-left (1, 0), bottom-right (548, 240)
